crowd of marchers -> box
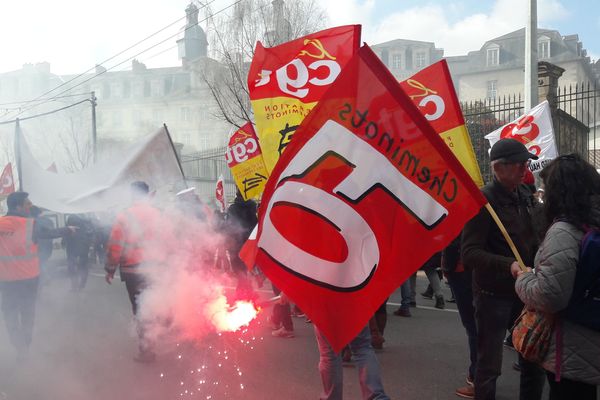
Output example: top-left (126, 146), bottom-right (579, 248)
top-left (1, 138), bottom-right (599, 400)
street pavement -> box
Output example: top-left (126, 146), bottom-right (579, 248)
top-left (0, 258), bottom-right (530, 400)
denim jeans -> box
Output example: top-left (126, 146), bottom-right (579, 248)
top-left (473, 289), bottom-right (545, 400)
top-left (314, 325), bottom-right (389, 400)
top-left (400, 279), bottom-right (412, 309)
top-left (447, 270), bottom-right (477, 381)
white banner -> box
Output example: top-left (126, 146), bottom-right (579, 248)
top-left (485, 100), bottom-right (557, 173)
top-left (19, 126), bottom-right (184, 214)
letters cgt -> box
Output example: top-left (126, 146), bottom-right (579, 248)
top-left (254, 44), bottom-right (487, 352)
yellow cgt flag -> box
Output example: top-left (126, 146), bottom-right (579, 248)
top-left (400, 60), bottom-right (484, 187)
top-left (247, 25), bottom-right (361, 173)
top-left (226, 122), bottom-right (269, 200)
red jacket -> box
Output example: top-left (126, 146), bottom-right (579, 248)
top-left (105, 201), bottom-right (165, 274)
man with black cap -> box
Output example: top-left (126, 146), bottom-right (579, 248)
top-left (461, 138), bottom-right (545, 400)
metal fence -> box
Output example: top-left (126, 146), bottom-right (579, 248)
top-left (183, 82), bottom-right (600, 197)
top-left (180, 146), bottom-right (237, 202)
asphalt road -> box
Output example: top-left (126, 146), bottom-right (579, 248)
top-left (0, 259), bottom-right (529, 400)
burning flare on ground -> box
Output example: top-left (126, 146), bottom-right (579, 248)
top-left (208, 295), bottom-right (259, 332)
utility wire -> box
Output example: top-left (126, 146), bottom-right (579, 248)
top-left (0, 92), bottom-right (90, 107)
top-left (0, 99), bottom-right (91, 125)
top-left (1, 0), bottom-right (221, 122)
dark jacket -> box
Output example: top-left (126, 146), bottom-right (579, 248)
top-left (226, 197), bottom-right (258, 254)
top-left (441, 234), bottom-right (461, 273)
top-left (461, 178), bottom-right (539, 296)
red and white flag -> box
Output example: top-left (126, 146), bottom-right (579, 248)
top-left (253, 45), bottom-right (487, 351)
top-left (239, 225), bottom-right (258, 271)
top-left (485, 100), bottom-right (557, 173)
top-left (0, 163), bottom-right (15, 196)
top-left (216, 175), bottom-right (226, 212)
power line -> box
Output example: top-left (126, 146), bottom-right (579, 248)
top-left (0, 92), bottom-right (90, 107)
top-left (0, 0), bottom-right (222, 122)
top-left (0, 99), bottom-right (91, 125)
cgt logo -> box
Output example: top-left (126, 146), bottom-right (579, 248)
top-left (254, 39), bottom-right (341, 99)
top-left (405, 79), bottom-right (445, 122)
top-left (226, 137), bottom-right (260, 166)
top-left (259, 120), bottom-right (447, 291)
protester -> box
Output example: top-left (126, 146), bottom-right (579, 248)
top-left (419, 252), bottom-right (445, 309)
top-left (369, 301), bottom-right (387, 349)
top-left (270, 288), bottom-right (294, 338)
top-left (0, 192), bottom-right (73, 359)
top-left (393, 271), bottom-right (418, 317)
top-left (104, 181), bottom-right (166, 363)
top-left (64, 214), bottom-right (94, 292)
top-left (462, 138), bottom-right (546, 400)
top-left (514, 154), bottom-right (600, 399)
top-left (29, 206), bottom-right (55, 283)
top-left (225, 190), bottom-right (258, 300)
top-left (442, 234), bottom-right (477, 398)
top-left (314, 324), bottom-right (390, 400)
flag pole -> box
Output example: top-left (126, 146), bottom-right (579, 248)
top-left (524, 0), bottom-right (538, 111)
top-left (485, 203), bottom-right (527, 271)
top-left (163, 123), bottom-right (188, 189)
top-left (14, 118), bottom-right (23, 191)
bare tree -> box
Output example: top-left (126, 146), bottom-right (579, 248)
top-left (199, 0), bottom-right (327, 127)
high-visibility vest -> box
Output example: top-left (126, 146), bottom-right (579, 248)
top-left (0, 216), bottom-right (39, 281)
top-left (106, 202), bottom-right (166, 273)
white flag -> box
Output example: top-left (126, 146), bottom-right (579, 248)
top-left (19, 126), bottom-right (184, 213)
top-left (485, 100), bottom-right (557, 173)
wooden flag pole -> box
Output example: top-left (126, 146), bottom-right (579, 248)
top-left (484, 203), bottom-right (527, 272)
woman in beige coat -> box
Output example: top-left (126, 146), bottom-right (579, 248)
top-left (513, 154), bottom-right (600, 399)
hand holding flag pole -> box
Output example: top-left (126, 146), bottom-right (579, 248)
top-left (484, 203), bottom-right (527, 272)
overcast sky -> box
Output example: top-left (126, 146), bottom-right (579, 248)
top-left (0, 0), bottom-right (598, 76)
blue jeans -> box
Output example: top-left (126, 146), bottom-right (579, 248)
top-left (473, 290), bottom-right (545, 400)
top-left (314, 325), bottom-right (389, 400)
top-left (447, 270), bottom-right (477, 381)
top-left (400, 279), bottom-right (412, 309)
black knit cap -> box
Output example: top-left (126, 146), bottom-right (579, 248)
top-left (490, 138), bottom-right (539, 162)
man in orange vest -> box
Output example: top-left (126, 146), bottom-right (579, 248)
top-left (105, 181), bottom-right (166, 363)
top-left (0, 191), bottom-right (74, 359)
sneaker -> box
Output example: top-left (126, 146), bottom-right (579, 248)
top-left (434, 295), bottom-right (445, 309)
top-left (272, 327), bottom-right (294, 338)
top-left (455, 385), bottom-right (474, 399)
top-left (393, 308), bottom-right (412, 317)
top-left (133, 350), bottom-right (156, 363)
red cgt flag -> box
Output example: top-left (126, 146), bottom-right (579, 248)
top-left (216, 175), bottom-right (225, 212)
top-left (254, 45), bottom-right (487, 352)
top-left (0, 163), bottom-right (15, 196)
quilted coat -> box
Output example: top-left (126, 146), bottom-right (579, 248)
top-left (515, 221), bottom-right (600, 384)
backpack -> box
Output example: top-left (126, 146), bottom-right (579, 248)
top-left (563, 228), bottom-right (600, 331)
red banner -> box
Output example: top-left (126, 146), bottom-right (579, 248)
top-left (0, 163), bottom-right (15, 196)
top-left (254, 45), bottom-right (487, 352)
top-left (216, 175), bottom-right (225, 212)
